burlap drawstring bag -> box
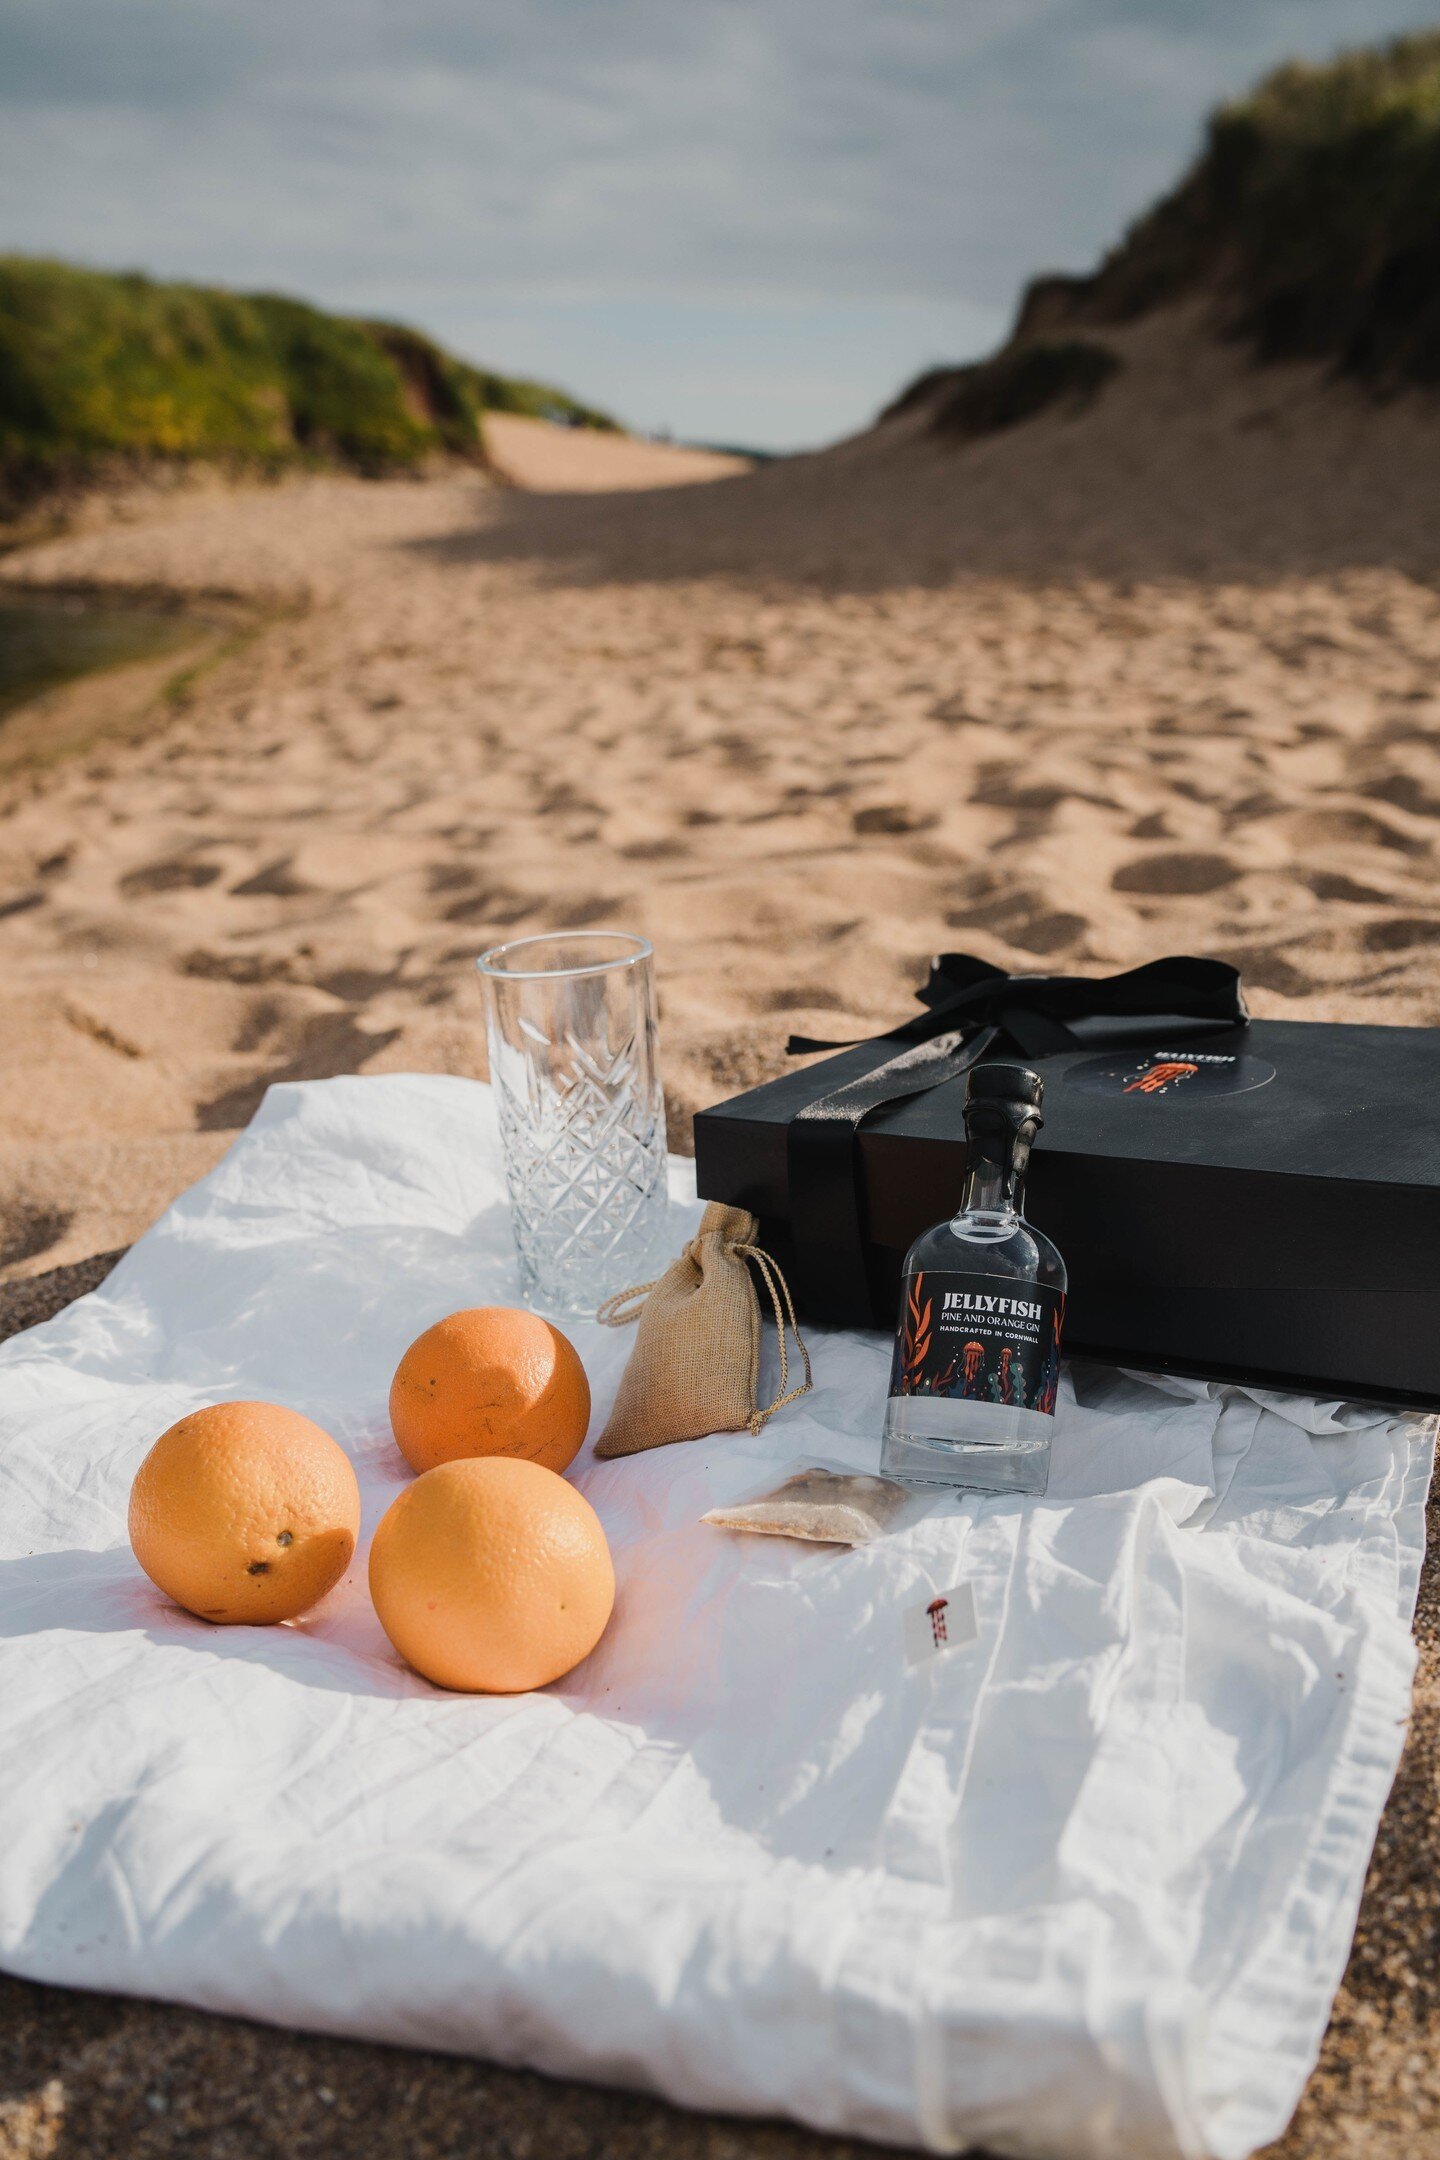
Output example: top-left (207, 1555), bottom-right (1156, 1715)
top-left (594, 1203), bottom-right (812, 1458)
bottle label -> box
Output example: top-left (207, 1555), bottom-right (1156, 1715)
top-left (888, 1270), bottom-right (1065, 1415)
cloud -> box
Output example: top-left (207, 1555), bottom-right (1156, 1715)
top-left (0, 0), bottom-right (1430, 445)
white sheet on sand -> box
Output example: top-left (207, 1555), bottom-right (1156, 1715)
top-left (0, 1075), bottom-right (1431, 2160)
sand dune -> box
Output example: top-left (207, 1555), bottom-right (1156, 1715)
top-left (1, 351), bottom-right (1439, 1279)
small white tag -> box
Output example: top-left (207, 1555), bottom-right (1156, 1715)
top-left (904, 1582), bottom-right (979, 1667)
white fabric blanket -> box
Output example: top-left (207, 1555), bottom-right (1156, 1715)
top-left (0, 1075), bottom-right (1431, 2160)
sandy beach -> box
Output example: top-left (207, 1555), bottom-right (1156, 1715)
top-left (4, 334), bottom-right (1440, 1282)
top-left (3, 350), bottom-right (1440, 2155)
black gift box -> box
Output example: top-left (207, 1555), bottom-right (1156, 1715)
top-left (694, 960), bottom-right (1440, 1409)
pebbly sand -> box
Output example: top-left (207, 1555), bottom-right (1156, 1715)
top-left (2, 335), bottom-right (1440, 2153)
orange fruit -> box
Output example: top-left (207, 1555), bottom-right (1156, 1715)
top-left (368, 1456), bottom-right (614, 1692)
top-left (128, 1401), bottom-right (361, 1625)
top-left (389, 1306), bottom-right (590, 1477)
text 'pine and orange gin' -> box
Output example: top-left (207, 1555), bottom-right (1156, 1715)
top-left (881, 1062), bottom-right (1065, 1495)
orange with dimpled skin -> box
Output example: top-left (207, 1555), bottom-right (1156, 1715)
top-left (128, 1401), bottom-right (360, 1624)
top-left (368, 1455), bottom-right (615, 1692)
top-left (388, 1305), bottom-right (590, 1476)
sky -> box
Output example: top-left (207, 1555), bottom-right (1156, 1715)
top-left (1, 1), bottom-right (1435, 451)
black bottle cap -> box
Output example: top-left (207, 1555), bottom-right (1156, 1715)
top-left (966, 1061), bottom-right (1044, 1111)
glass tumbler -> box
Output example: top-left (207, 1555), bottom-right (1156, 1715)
top-left (476, 931), bottom-right (670, 1316)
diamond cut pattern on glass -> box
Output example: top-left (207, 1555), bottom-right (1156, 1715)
top-left (493, 1019), bottom-right (667, 1312)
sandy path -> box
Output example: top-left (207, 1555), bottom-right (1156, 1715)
top-left (484, 411), bottom-right (749, 490)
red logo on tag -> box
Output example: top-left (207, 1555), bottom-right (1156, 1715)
top-left (905, 1583), bottom-right (979, 1666)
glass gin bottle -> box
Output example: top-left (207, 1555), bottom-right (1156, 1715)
top-left (881, 1062), bottom-right (1065, 1495)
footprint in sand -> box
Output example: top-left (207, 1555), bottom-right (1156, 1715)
top-left (555, 895), bottom-right (628, 929)
top-left (711, 733), bottom-right (768, 774)
top-left (230, 997), bottom-right (288, 1055)
top-left (426, 864), bottom-right (476, 895)
top-left (972, 771), bottom-right (1112, 815)
top-left (181, 948), bottom-right (298, 986)
top-left (1112, 852), bottom-right (1242, 896)
top-left (852, 805), bottom-right (937, 836)
top-left (0, 1201), bottom-right (72, 1271)
top-left (1217, 946), bottom-right (1316, 996)
top-left (1365, 772), bottom-right (1440, 818)
top-left (439, 886), bottom-right (532, 928)
top-left (619, 838), bottom-right (687, 861)
top-left (313, 965), bottom-right (403, 1001)
top-left (1302, 871), bottom-right (1396, 905)
top-left (198, 1012), bottom-right (403, 1132)
top-left (762, 985), bottom-right (851, 1015)
top-left (120, 857), bottom-right (223, 896)
top-left (229, 857), bottom-right (314, 899)
top-left (947, 890), bottom-right (1089, 955)
top-left (1281, 806), bottom-right (1429, 855)
top-left (1362, 917), bottom-right (1440, 952)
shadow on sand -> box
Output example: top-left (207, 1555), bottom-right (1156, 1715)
top-left (404, 379), bottom-right (1440, 597)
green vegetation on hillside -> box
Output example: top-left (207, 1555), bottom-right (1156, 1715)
top-left (1073, 31), bottom-right (1440, 386)
top-left (0, 257), bottom-right (615, 500)
top-left (882, 341), bottom-right (1120, 438)
top-left (888, 30), bottom-right (1440, 440)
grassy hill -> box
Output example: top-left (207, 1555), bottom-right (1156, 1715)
top-left (886, 30), bottom-right (1440, 437)
top-left (0, 256), bottom-right (615, 501)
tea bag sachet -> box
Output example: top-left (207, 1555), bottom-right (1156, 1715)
top-left (594, 1203), bottom-right (811, 1456)
top-left (702, 1464), bottom-right (928, 1547)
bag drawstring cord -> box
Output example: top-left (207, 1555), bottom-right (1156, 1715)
top-left (595, 1280), bottom-right (656, 1326)
top-left (732, 1240), bottom-right (813, 1433)
top-left (596, 1238), bottom-right (813, 1435)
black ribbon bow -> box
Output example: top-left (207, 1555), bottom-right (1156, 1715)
top-left (785, 954), bottom-right (1248, 1323)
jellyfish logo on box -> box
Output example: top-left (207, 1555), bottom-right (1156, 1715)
top-left (1066, 1047), bottom-right (1276, 1099)
top-left (1124, 1058), bottom-right (1198, 1095)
